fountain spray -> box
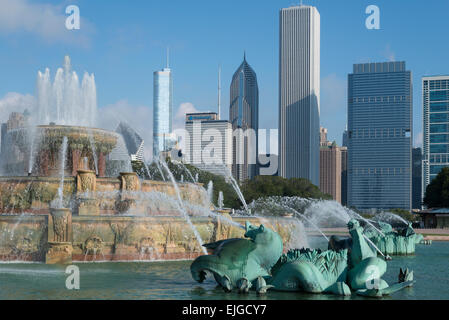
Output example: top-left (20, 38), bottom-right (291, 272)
top-left (56, 136), bottom-right (68, 208)
top-left (160, 160), bottom-right (207, 255)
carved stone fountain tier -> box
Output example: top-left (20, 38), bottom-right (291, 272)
top-left (3, 125), bottom-right (118, 177)
top-left (46, 208), bottom-right (72, 264)
top-left (0, 168), bottom-right (299, 264)
top-left (77, 169), bottom-right (99, 216)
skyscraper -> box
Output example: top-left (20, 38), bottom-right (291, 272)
top-left (422, 76), bottom-right (449, 199)
top-left (342, 128), bottom-right (349, 147)
top-left (153, 63), bottom-right (173, 159)
top-left (184, 112), bottom-right (232, 177)
top-left (229, 54), bottom-right (259, 181)
top-left (319, 130), bottom-right (342, 203)
top-left (348, 61), bottom-right (412, 211)
top-left (279, 5), bottom-right (320, 186)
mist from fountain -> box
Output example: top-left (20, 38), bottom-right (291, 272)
top-left (371, 211), bottom-right (409, 226)
top-left (183, 202), bottom-right (244, 230)
top-left (160, 160), bottom-right (207, 255)
top-left (279, 204), bottom-right (329, 242)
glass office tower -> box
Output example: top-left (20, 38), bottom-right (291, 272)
top-left (229, 54), bottom-right (259, 181)
top-left (423, 76), bottom-right (449, 197)
top-left (153, 67), bottom-right (173, 158)
top-left (348, 62), bottom-right (412, 211)
top-left (412, 147), bottom-right (423, 209)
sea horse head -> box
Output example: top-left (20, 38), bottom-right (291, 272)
top-left (244, 221), bottom-right (283, 268)
top-left (347, 219), bottom-right (375, 267)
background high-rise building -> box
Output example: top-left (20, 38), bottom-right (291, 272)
top-left (319, 132), bottom-right (342, 203)
top-left (342, 129), bottom-right (349, 147)
top-left (153, 66), bottom-right (174, 159)
top-left (229, 55), bottom-right (259, 181)
top-left (320, 127), bottom-right (329, 147)
top-left (279, 5), bottom-right (320, 186)
top-left (412, 147), bottom-right (423, 210)
top-left (348, 62), bottom-right (412, 211)
top-left (184, 112), bottom-right (232, 177)
top-left (422, 76), bottom-right (449, 201)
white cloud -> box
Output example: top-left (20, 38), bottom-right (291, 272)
top-left (98, 100), bottom-right (153, 160)
top-left (0, 0), bottom-right (93, 46)
top-left (414, 131), bottom-right (423, 148)
top-left (0, 92), bottom-right (36, 123)
top-left (174, 102), bottom-right (200, 130)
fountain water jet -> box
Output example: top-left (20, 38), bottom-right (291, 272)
top-left (218, 191), bottom-right (224, 210)
top-left (160, 160), bottom-right (207, 255)
top-left (87, 129), bottom-right (99, 175)
top-left (207, 181), bottom-right (213, 205)
top-left (222, 166), bottom-right (248, 212)
top-left (55, 136), bottom-right (68, 209)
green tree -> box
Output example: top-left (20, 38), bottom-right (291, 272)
top-left (241, 175), bottom-right (332, 204)
top-left (424, 167), bottom-right (449, 208)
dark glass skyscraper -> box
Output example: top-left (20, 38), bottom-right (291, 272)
top-left (422, 76), bottom-right (449, 195)
top-left (412, 147), bottom-right (423, 209)
top-left (348, 62), bottom-right (412, 211)
top-left (229, 54), bottom-right (259, 181)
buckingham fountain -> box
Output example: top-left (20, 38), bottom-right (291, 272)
top-left (0, 56), bottom-right (298, 265)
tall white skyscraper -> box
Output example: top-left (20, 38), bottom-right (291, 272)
top-left (279, 5), bottom-right (320, 186)
top-left (153, 65), bottom-right (173, 159)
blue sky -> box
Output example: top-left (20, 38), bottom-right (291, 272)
top-left (0, 0), bottom-right (448, 157)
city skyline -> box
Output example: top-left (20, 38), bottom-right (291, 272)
top-left (1, 1), bottom-right (449, 160)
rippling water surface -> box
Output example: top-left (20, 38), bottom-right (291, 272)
top-left (0, 240), bottom-right (447, 300)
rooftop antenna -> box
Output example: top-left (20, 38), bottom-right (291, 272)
top-left (218, 65), bottom-right (221, 120)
